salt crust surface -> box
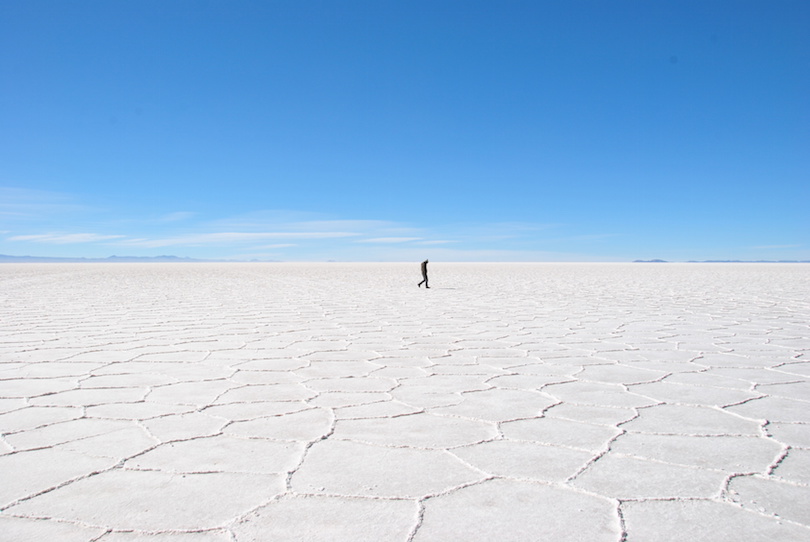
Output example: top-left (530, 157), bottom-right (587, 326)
top-left (0, 262), bottom-right (808, 541)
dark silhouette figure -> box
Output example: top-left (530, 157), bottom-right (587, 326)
top-left (418, 259), bottom-right (429, 288)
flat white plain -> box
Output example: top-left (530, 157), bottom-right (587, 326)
top-left (1, 263), bottom-right (808, 541)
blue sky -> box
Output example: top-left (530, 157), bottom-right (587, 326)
top-left (1, 1), bottom-right (808, 261)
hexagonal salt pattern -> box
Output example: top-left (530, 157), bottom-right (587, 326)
top-left (1, 262), bottom-right (808, 541)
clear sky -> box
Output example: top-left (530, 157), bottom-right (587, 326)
top-left (1, 0), bottom-right (808, 262)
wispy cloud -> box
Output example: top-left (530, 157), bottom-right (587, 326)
top-left (0, 192), bottom-right (605, 261)
top-left (418, 240), bottom-right (456, 245)
top-left (8, 233), bottom-right (126, 244)
top-left (116, 231), bottom-right (359, 248)
top-left (206, 212), bottom-right (395, 233)
top-left (357, 237), bottom-right (422, 243)
top-left (290, 220), bottom-right (397, 232)
top-left (255, 244), bottom-right (297, 249)
top-left (0, 187), bottom-right (89, 220)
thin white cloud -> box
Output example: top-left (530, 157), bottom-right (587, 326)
top-left (0, 186), bottom-right (89, 220)
top-left (418, 240), bottom-right (456, 245)
top-left (291, 220), bottom-right (398, 232)
top-left (117, 231), bottom-right (359, 248)
top-left (8, 233), bottom-right (126, 244)
top-left (558, 233), bottom-right (618, 242)
top-left (357, 237), bottom-right (422, 243)
top-left (207, 212), bottom-right (396, 233)
top-left (0, 196), bottom-right (604, 261)
top-left (255, 244), bottom-right (297, 249)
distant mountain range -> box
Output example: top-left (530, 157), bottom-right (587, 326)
top-left (0, 254), bottom-right (212, 263)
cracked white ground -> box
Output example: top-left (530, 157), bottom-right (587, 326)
top-left (1, 262), bottom-right (808, 541)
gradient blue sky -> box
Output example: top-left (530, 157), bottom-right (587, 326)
top-left (2, 1), bottom-right (808, 261)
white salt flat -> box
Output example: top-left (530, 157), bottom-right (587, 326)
top-left (1, 262), bottom-right (808, 540)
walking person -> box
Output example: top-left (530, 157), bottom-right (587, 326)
top-left (418, 259), bottom-right (429, 288)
